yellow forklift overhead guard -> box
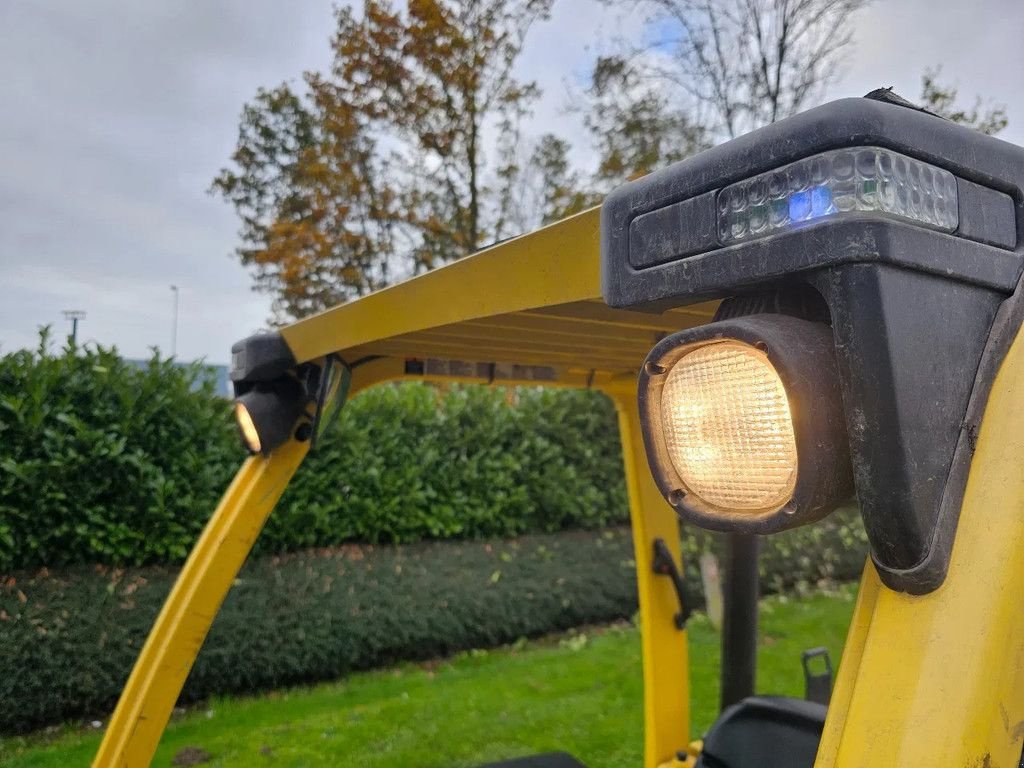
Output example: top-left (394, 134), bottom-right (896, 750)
top-left (93, 207), bottom-right (715, 767)
top-left (93, 95), bottom-right (1024, 768)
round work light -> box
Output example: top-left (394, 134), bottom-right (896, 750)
top-left (233, 376), bottom-right (307, 456)
top-left (638, 314), bottom-right (853, 534)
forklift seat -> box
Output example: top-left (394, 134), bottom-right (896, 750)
top-left (695, 696), bottom-right (827, 768)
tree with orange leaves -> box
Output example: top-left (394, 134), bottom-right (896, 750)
top-left (213, 0), bottom-right (552, 321)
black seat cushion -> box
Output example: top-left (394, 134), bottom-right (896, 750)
top-left (695, 696), bottom-right (827, 768)
top-left (479, 753), bottom-right (587, 768)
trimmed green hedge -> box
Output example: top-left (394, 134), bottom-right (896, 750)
top-left (0, 336), bottom-right (627, 570)
top-left (0, 515), bottom-right (868, 735)
top-left (0, 529), bottom-right (639, 734)
top-left (0, 332), bottom-right (238, 569)
top-left (266, 380), bottom-right (627, 550)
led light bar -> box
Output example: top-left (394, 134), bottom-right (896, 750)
top-left (717, 147), bottom-right (959, 245)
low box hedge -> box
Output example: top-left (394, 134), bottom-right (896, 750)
top-left (0, 514), bottom-right (867, 735)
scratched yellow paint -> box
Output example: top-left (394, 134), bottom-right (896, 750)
top-left (816, 322), bottom-right (1024, 767)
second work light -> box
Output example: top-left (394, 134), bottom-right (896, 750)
top-left (638, 313), bottom-right (854, 534)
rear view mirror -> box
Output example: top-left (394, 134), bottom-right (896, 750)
top-left (310, 354), bottom-right (351, 449)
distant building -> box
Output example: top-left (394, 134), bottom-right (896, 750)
top-left (125, 359), bottom-right (232, 398)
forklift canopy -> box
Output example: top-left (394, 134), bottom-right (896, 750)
top-left (93, 206), bottom-right (704, 768)
top-left (276, 208), bottom-right (717, 383)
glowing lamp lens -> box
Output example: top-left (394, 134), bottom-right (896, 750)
top-left (235, 402), bottom-right (262, 454)
top-left (660, 342), bottom-right (797, 511)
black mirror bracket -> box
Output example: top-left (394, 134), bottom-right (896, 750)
top-left (652, 538), bottom-right (692, 630)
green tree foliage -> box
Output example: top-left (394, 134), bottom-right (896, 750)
top-left (529, 134), bottom-right (599, 225)
top-left (584, 55), bottom-right (709, 185)
top-left (210, 82), bottom-right (398, 319)
top-left (212, 0), bottom-right (553, 320)
top-left (919, 67), bottom-right (1009, 136)
top-left (0, 330), bottom-right (238, 569)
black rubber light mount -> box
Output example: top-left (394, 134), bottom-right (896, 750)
top-left (638, 312), bottom-right (853, 535)
top-left (602, 95), bottom-right (1024, 593)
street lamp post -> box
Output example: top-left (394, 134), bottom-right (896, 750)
top-left (62, 310), bottom-right (86, 346)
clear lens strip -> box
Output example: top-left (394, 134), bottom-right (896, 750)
top-left (717, 147), bottom-right (959, 245)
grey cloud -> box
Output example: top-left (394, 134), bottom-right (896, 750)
top-left (0, 1), bottom-right (336, 361)
top-left (0, 0), bottom-right (1021, 362)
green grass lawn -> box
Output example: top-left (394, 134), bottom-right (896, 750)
top-left (0, 586), bottom-right (857, 768)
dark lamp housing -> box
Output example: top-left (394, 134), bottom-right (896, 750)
top-left (603, 94), bottom-right (1024, 592)
top-left (229, 333), bottom-right (353, 457)
top-left (638, 314), bottom-right (854, 534)
top-left (233, 376), bottom-right (307, 456)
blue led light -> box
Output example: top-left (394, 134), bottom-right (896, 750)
top-left (788, 190), bottom-right (811, 221)
top-left (789, 185), bottom-right (834, 222)
top-left (810, 185), bottom-right (834, 218)
top-left (718, 147), bottom-right (959, 246)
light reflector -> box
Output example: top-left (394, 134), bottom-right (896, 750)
top-left (717, 147), bottom-right (958, 245)
top-left (661, 342), bottom-right (797, 510)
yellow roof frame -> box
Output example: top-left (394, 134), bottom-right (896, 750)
top-left (94, 208), bottom-right (700, 768)
top-left (280, 208), bottom-right (717, 381)
top-left (91, 204), bottom-right (1024, 768)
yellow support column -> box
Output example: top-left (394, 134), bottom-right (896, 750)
top-left (92, 438), bottom-right (308, 767)
top-left (92, 363), bottom-right (404, 767)
top-left (609, 386), bottom-right (690, 768)
top-left (815, 323), bottom-right (1024, 766)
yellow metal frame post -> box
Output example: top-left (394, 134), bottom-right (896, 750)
top-left (92, 438), bottom-right (309, 767)
top-left (610, 384), bottom-right (691, 768)
top-left (92, 365), bottom-right (405, 768)
top-left (814, 323), bottom-right (1024, 766)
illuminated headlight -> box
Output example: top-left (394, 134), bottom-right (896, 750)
top-left (235, 402), bottom-right (263, 454)
top-left (639, 314), bottom-right (853, 533)
top-left (718, 147), bottom-right (959, 245)
top-left (661, 342), bottom-right (797, 511)
top-left (233, 377), bottom-right (307, 456)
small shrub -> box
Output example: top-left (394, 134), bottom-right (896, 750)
top-left (0, 519), bottom-right (869, 734)
top-left (0, 528), bottom-right (641, 734)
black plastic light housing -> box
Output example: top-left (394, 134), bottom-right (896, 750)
top-left (639, 314), bottom-right (853, 534)
top-left (602, 94), bottom-right (1024, 593)
top-left (234, 377), bottom-right (308, 456)
top-left (230, 332), bottom-right (307, 456)
top-left (228, 334), bottom-right (354, 456)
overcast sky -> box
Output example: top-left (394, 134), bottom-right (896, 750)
top-left (2, 0), bottom-right (1022, 364)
